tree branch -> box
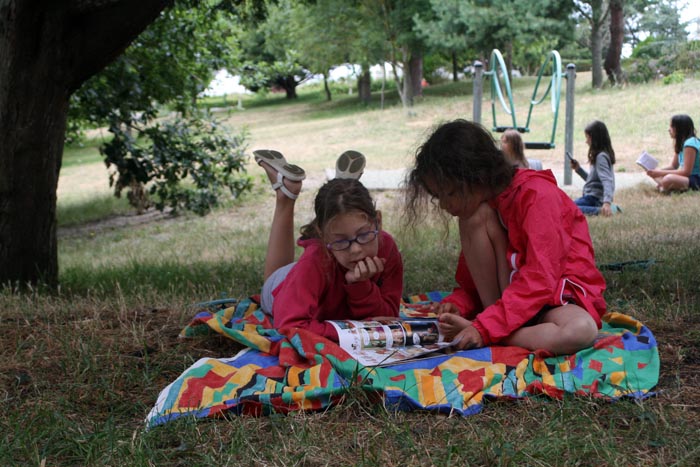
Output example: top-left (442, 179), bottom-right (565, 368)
top-left (64, 0), bottom-right (174, 91)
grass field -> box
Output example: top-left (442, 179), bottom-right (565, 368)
top-left (3, 71), bottom-right (700, 466)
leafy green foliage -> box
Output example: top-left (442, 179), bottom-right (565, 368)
top-left (415, 0), bottom-right (574, 74)
top-left (625, 40), bottom-right (700, 84)
top-left (67, 1), bottom-right (250, 215)
top-left (235, 0), bottom-right (312, 98)
top-left (102, 115), bottom-right (251, 215)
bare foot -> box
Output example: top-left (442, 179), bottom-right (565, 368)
top-left (259, 160), bottom-right (302, 200)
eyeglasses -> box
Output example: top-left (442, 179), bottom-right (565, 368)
top-left (326, 228), bottom-right (379, 251)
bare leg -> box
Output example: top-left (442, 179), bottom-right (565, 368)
top-left (259, 161), bottom-right (302, 280)
top-left (485, 207), bottom-right (511, 294)
top-left (440, 304), bottom-right (598, 355)
top-left (502, 304), bottom-right (598, 354)
top-left (658, 174), bottom-right (689, 193)
top-left (459, 203), bottom-right (509, 308)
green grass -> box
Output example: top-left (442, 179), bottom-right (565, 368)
top-left (57, 193), bottom-right (133, 227)
top-left (2, 72), bottom-right (700, 466)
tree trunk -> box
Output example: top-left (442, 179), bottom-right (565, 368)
top-left (279, 76), bottom-right (298, 99)
top-left (322, 72), bottom-right (332, 101)
top-left (408, 52), bottom-right (423, 98)
top-left (591, 20), bottom-right (605, 88)
top-left (0, 71), bottom-right (66, 288)
top-left (504, 41), bottom-right (513, 81)
top-left (0, 0), bottom-right (171, 288)
top-left (451, 51), bottom-right (458, 82)
top-left (587, 0), bottom-right (609, 89)
top-left (393, 47), bottom-right (410, 109)
top-left (358, 67), bottom-right (371, 104)
top-left (604, 0), bottom-right (625, 86)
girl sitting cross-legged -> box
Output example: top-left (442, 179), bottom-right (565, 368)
top-left (645, 114), bottom-right (700, 193)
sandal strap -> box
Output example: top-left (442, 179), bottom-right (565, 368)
top-left (278, 183), bottom-right (299, 200)
top-left (271, 172), bottom-right (298, 200)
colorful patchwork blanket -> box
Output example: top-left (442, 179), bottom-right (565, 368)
top-left (146, 293), bottom-right (659, 428)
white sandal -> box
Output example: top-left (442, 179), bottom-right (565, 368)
top-left (335, 150), bottom-right (366, 180)
top-left (253, 149), bottom-right (306, 181)
top-left (270, 172), bottom-right (300, 200)
top-left (253, 149), bottom-right (305, 200)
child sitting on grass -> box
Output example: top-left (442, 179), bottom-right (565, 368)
top-left (254, 149), bottom-right (403, 342)
top-left (569, 120), bottom-right (618, 216)
top-left (404, 119), bottom-right (607, 355)
top-left (645, 114), bottom-right (700, 193)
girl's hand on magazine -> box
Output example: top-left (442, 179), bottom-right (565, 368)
top-left (431, 302), bottom-right (460, 316)
top-left (345, 256), bottom-right (385, 284)
top-left (437, 312), bottom-right (483, 349)
top-left (452, 325), bottom-right (483, 350)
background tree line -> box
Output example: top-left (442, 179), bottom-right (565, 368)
top-left (0, 0), bottom-right (695, 287)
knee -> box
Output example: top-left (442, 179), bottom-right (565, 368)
top-left (660, 174), bottom-right (684, 191)
top-left (564, 317), bottom-right (599, 348)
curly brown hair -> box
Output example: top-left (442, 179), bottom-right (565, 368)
top-left (404, 119), bottom-right (513, 228)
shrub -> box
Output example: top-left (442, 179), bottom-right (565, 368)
top-left (663, 71), bottom-right (685, 85)
top-left (101, 113), bottom-right (252, 215)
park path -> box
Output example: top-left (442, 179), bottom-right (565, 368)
top-left (318, 168), bottom-right (654, 194)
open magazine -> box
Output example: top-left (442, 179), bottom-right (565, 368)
top-left (329, 318), bottom-right (457, 367)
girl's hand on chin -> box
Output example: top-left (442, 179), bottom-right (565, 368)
top-left (345, 256), bottom-right (385, 283)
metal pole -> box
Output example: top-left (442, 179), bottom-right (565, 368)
top-left (564, 63), bottom-right (576, 186)
top-left (472, 61), bottom-right (483, 124)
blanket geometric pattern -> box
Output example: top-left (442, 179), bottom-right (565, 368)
top-left (146, 292), bottom-right (659, 428)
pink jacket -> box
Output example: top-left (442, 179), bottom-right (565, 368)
top-left (442, 169), bottom-right (607, 345)
top-left (272, 231), bottom-right (403, 341)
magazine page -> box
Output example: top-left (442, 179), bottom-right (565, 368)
top-left (636, 151), bottom-right (658, 171)
top-left (329, 318), bottom-right (455, 367)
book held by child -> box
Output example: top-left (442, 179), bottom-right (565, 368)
top-left (636, 151), bottom-right (658, 171)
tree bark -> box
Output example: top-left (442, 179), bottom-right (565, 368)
top-left (277, 75), bottom-right (298, 99)
top-left (604, 0), bottom-right (625, 86)
top-left (504, 41), bottom-right (513, 81)
top-left (451, 51), bottom-right (458, 82)
top-left (407, 51), bottom-right (423, 98)
top-left (587, 0), bottom-right (610, 89)
top-left (322, 72), bottom-right (332, 101)
top-left (358, 67), bottom-right (371, 104)
top-left (0, 0), bottom-right (171, 288)
top-left (591, 19), bottom-right (605, 88)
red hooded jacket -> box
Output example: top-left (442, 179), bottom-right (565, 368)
top-left (442, 169), bottom-right (607, 345)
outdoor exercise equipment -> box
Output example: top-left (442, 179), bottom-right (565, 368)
top-left (472, 49), bottom-right (576, 185)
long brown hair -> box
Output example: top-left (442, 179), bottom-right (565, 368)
top-left (585, 120), bottom-right (616, 165)
top-left (501, 129), bottom-right (528, 167)
top-left (671, 114), bottom-right (697, 154)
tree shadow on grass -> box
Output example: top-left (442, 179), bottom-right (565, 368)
top-left (59, 260), bottom-right (264, 300)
